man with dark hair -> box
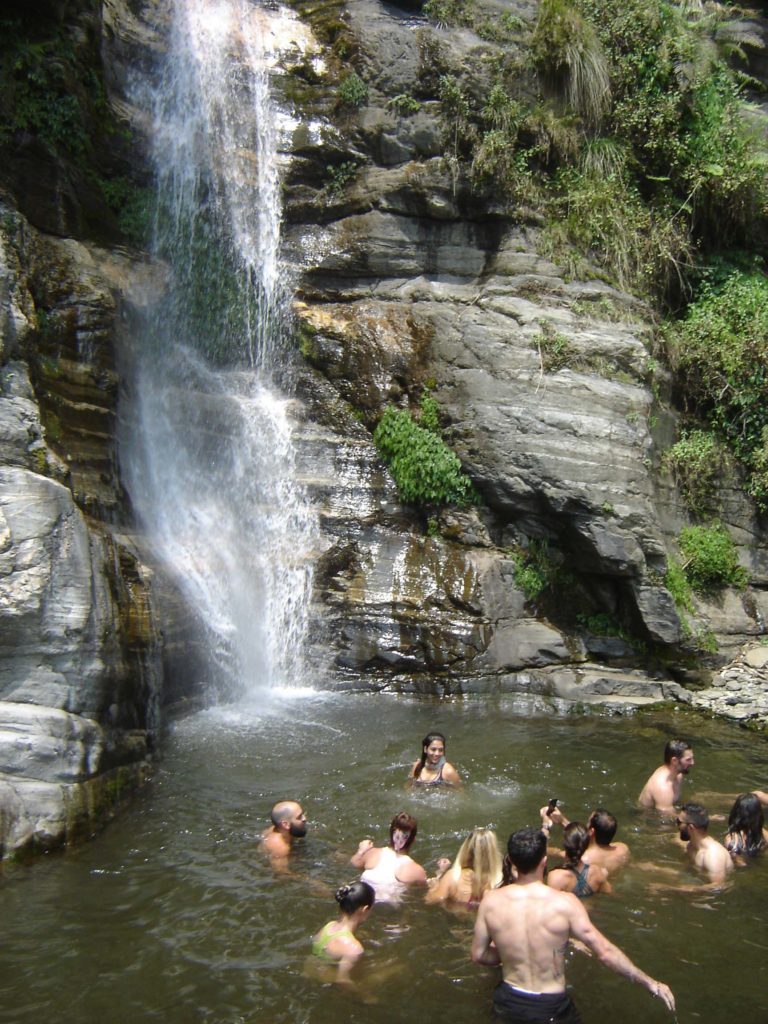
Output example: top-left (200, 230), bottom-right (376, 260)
top-left (539, 805), bottom-right (631, 875)
top-left (677, 802), bottom-right (733, 885)
top-left (586, 808), bottom-right (631, 873)
top-left (638, 738), bottom-right (694, 814)
top-left (261, 800), bottom-right (307, 871)
top-left (472, 827), bottom-right (675, 1022)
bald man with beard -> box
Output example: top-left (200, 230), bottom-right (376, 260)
top-left (262, 800), bottom-right (307, 871)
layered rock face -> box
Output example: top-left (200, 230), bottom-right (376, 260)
top-left (275, 0), bottom-right (768, 692)
top-left (0, 0), bottom-right (162, 857)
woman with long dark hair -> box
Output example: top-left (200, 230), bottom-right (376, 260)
top-left (725, 792), bottom-right (768, 864)
top-left (409, 732), bottom-right (461, 786)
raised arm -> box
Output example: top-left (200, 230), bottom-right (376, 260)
top-left (568, 899), bottom-right (675, 1012)
top-left (350, 839), bottom-right (374, 870)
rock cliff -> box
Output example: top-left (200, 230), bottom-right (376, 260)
top-left (276, 0), bottom-right (768, 693)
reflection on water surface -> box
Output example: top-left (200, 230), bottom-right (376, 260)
top-left (1, 695), bottom-right (766, 1024)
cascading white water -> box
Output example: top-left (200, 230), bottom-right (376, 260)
top-left (122, 0), bottom-right (318, 699)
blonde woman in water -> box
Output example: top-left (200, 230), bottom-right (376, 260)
top-left (426, 828), bottom-right (503, 907)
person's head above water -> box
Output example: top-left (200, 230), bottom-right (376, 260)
top-left (335, 880), bottom-right (375, 916)
top-left (562, 822), bottom-right (590, 865)
top-left (389, 811), bottom-right (418, 852)
top-left (664, 739), bottom-right (694, 771)
top-left (677, 802), bottom-right (709, 842)
top-left (270, 800), bottom-right (307, 838)
top-left (507, 826), bottom-right (548, 875)
top-left (588, 808), bottom-right (617, 847)
top-left (415, 732), bottom-right (447, 778)
top-left (727, 793), bottom-right (765, 853)
top-left (451, 828), bottom-right (503, 893)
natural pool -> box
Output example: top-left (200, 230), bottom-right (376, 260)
top-left (1, 693), bottom-right (766, 1024)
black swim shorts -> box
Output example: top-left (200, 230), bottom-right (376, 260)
top-left (492, 982), bottom-right (583, 1024)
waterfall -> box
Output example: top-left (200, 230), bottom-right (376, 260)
top-left (122, 0), bottom-right (318, 700)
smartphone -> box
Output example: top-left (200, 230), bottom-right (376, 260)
top-left (547, 797), bottom-right (559, 814)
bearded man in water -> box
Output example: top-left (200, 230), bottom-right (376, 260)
top-left (261, 800), bottom-right (307, 871)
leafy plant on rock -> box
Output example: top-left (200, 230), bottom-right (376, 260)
top-left (663, 429), bottom-right (725, 519)
top-left (336, 72), bottom-right (368, 108)
top-left (373, 407), bottom-right (478, 507)
top-left (664, 268), bottom-right (768, 509)
top-left (678, 523), bottom-right (748, 595)
top-left (511, 539), bottom-right (554, 603)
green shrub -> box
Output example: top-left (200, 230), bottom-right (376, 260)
top-left (419, 392), bottom-right (441, 433)
top-left (678, 523), bottom-right (748, 594)
top-left (387, 93), bottom-right (421, 116)
top-left (337, 72), bottom-right (368, 108)
top-left (373, 407), bottom-right (478, 507)
top-left (664, 269), bottom-right (768, 508)
top-left (423, 0), bottom-right (472, 29)
top-left (542, 167), bottom-right (694, 297)
top-left (511, 539), bottom-right (553, 603)
top-left (665, 558), bottom-right (695, 616)
top-left (0, 23), bottom-right (90, 157)
top-left (532, 324), bottom-right (575, 372)
top-left (97, 176), bottom-right (152, 245)
top-left (532, 0), bottom-right (610, 127)
top-left (325, 161), bottom-right (359, 196)
top-left (663, 429), bottom-right (725, 519)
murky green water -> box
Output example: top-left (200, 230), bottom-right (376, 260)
top-left (1, 694), bottom-right (766, 1024)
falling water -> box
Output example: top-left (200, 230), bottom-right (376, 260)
top-left (122, 0), bottom-right (318, 699)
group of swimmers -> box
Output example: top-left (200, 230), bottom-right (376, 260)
top-left (261, 732), bottom-right (768, 1022)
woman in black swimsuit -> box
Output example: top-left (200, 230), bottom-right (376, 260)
top-left (409, 732), bottom-right (461, 786)
top-left (547, 823), bottom-right (611, 899)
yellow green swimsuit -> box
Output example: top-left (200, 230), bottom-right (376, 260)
top-left (312, 921), bottom-right (355, 961)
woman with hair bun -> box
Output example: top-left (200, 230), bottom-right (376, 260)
top-left (311, 881), bottom-right (375, 980)
top-left (409, 732), bottom-right (461, 786)
top-left (351, 812), bottom-right (427, 903)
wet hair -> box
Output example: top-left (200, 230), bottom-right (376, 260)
top-left (563, 822), bottom-right (590, 865)
top-left (414, 732), bottom-right (446, 779)
top-left (664, 739), bottom-right (691, 765)
top-left (389, 812), bottom-right (418, 852)
top-left (727, 793), bottom-right (766, 857)
top-left (588, 808), bottom-right (617, 846)
top-left (449, 828), bottom-right (503, 901)
top-left (681, 802), bottom-right (709, 831)
top-left (507, 827), bottom-right (547, 875)
top-left (335, 881), bottom-right (375, 915)
top-left (270, 800), bottom-right (298, 827)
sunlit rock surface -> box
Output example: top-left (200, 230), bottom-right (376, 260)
top-left (0, 198), bottom-right (159, 856)
top-left (278, 0), bottom-right (768, 690)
